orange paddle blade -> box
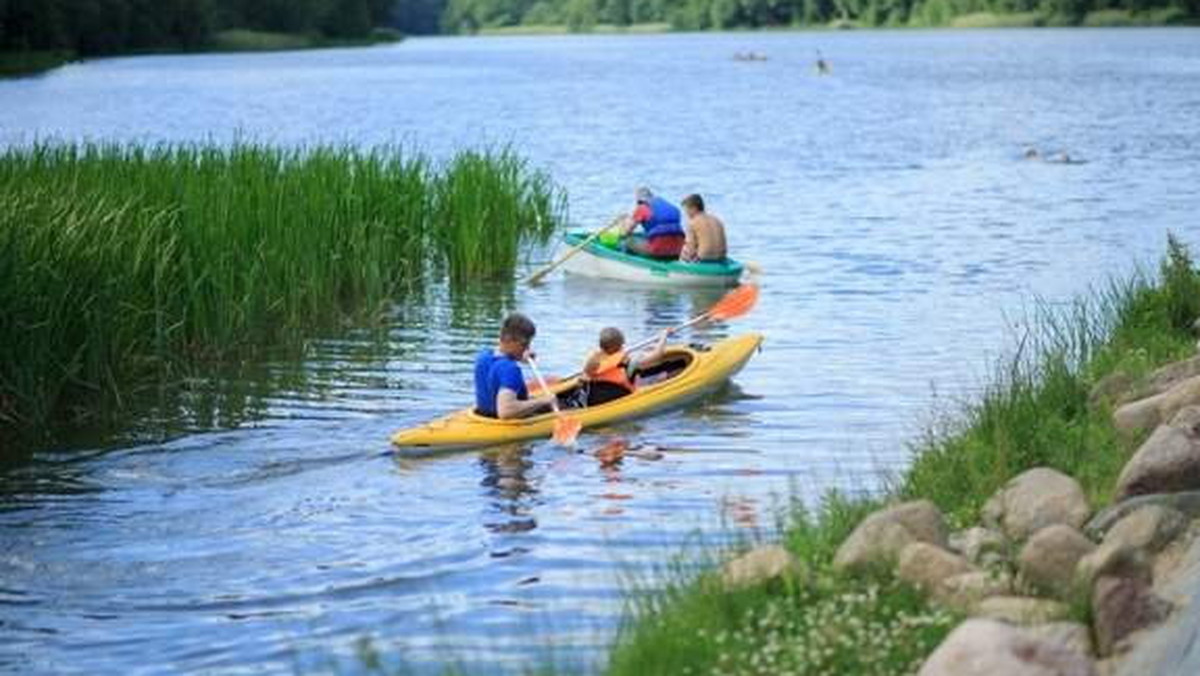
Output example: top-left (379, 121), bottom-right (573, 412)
top-left (552, 415), bottom-right (582, 446)
top-left (708, 283), bottom-right (760, 321)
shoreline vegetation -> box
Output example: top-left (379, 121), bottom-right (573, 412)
top-left (603, 236), bottom-right (1200, 675)
top-left (474, 9), bottom-right (1194, 35)
top-left (0, 0), bottom-right (404, 79)
top-left (4, 4), bottom-right (1198, 78)
top-left (0, 142), bottom-right (563, 456)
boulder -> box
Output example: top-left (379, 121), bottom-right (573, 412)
top-left (897, 542), bottom-right (975, 593)
top-left (949, 526), bottom-right (1008, 566)
top-left (1076, 543), bottom-right (1151, 589)
top-left (1092, 575), bottom-right (1171, 657)
top-left (1115, 406), bottom-right (1200, 500)
top-left (918, 618), bottom-right (1096, 676)
top-left (1089, 371), bottom-right (1139, 409)
top-left (1018, 525), bottom-right (1096, 592)
top-left (833, 500), bottom-right (948, 574)
top-left (720, 544), bottom-right (802, 589)
top-left (974, 596), bottom-right (1071, 625)
top-left (1085, 491), bottom-right (1200, 536)
top-left (1114, 376), bottom-right (1200, 434)
top-left (1022, 621), bottom-right (1095, 658)
top-left (983, 468), bottom-right (1091, 542)
top-left (1146, 356), bottom-right (1200, 397)
top-left (1102, 504), bottom-right (1187, 554)
top-left (935, 570), bottom-right (1014, 611)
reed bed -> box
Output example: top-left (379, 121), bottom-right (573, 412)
top-left (0, 142), bottom-right (563, 444)
top-left (605, 236), bottom-right (1200, 676)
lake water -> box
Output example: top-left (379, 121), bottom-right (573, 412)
top-left (2, 28), bottom-right (1199, 674)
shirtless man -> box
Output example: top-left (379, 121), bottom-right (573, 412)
top-left (680, 194), bottom-right (727, 263)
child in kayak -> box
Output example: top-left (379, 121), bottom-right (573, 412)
top-left (581, 327), bottom-right (671, 406)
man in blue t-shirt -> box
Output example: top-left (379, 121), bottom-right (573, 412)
top-left (474, 313), bottom-right (556, 419)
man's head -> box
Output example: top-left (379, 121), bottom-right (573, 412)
top-left (681, 193), bottom-right (705, 215)
top-left (635, 187), bottom-right (653, 204)
top-left (599, 327), bottom-right (625, 354)
top-left (499, 312), bottom-right (536, 356)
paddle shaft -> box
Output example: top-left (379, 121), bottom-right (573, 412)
top-left (527, 216), bottom-right (624, 285)
top-left (525, 357), bottom-right (563, 414)
top-left (556, 311), bottom-right (712, 384)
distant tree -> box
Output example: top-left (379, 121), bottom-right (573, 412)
top-left (323, 0), bottom-right (373, 37)
top-left (565, 0), bottom-right (598, 29)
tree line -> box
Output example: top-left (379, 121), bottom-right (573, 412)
top-left (0, 0), bottom-right (399, 57)
top-left (440, 0), bottom-right (1196, 31)
top-left (2, 0), bottom-right (1196, 60)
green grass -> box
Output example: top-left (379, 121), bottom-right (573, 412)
top-left (1082, 8), bottom-right (1192, 27)
top-left (949, 12), bottom-right (1045, 28)
top-left (606, 235), bottom-right (1200, 675)
top-left (0, 142), bottom-right (562, 448)
top-left (477, 23), bottom-right (671, 36)
top-left (0, 50), bottom-right (73, 77)
top-left (210, 28), bottom-right (404, 52)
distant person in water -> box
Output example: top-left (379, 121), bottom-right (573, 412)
top-left (582, 327), bottom-right (670, 406)
top-left (474, 313), bottom-right (556, 419)
top-left (815, 51), bottom-right (831, 75)
top-left (620, 187), bottom-right (685, 259)
top-left (680, 194), bottom-right (728, 263)
top-left (1024, 147), bottom-right (1041, 160)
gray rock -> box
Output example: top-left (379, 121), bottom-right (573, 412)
top-left (1019, 524), bottom-right (1096, 592)
top-left (1076, 543), bottom-right (1151, 590)
top-left (833, 500), bottom-right (948, 574)
top-left (935, 570), bottom-right (1014, 612)
top-left (1086, 491), bottom-right (1200, 536)
top-left (1103, 504), bottom-right (1187, 554)
top-left (1146, 356), bottom-right (1200, 397)
top-left (974, 596), bottom-right (1071, 625)
top-left (1113, 397), bottom-right (1161, 435)
top-left (1113, 528), bottom-right (1200, 675)
top-left (918, 618), bottom-right (1096, 676)
top-left (897, 542), bottom-right (975, 594)
top-left (1092, 575), bottom-right (1171, 657)
top-left (1089, 371), bottom-right (1139, 409)
top-left (1022, 621), bottom-right (1094, 658)
top-left (1115, 406), bottom-right (1200, 500)
top-left (950, 526), bottom-right (1008, 566)
top-left (720, 544), bottom-right (802, 589)
top-left (983, 468), bottom-right (1091, 542)
top-left (1114, 376), bottom-right (1200, 434)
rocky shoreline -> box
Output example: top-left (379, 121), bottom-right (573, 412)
top-left (722, 339), bottom-right (1200, 675)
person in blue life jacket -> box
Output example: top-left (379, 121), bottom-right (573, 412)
top-left (474, 313), bottom-right (557, 419)
top-left (618, 187), bottom-right (686, 259)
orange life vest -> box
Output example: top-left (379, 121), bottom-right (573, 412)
top-left (590, 350), bottom-right (634, 392)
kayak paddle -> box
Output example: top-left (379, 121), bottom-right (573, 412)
top-left (624, 282), bottom-right (760, 353)
top-left (527, 355), bottom-right (582, 447)
top-left (557, 282), bottom-right (761, 384)
top-left (527, 215), bottom-right (624, 285)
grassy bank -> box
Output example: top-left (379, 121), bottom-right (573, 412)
top-left (0, 50), bottom-right (73, 77)
top-left (0, 142), bottom-right (562, 450)
top-left (477, 23), bottom-right (671, 36)
top-left (210, 28), bottom-right (403, 52)
top-left (606, 235), bottom-right (1200, 675)
top-left (0, 29), bottom-right (402, 79)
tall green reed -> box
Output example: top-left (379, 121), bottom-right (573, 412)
top-left (0, 142), bottom-right (564, 446)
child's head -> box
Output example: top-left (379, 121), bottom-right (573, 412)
top-left (598, 327), bottom-right (625, 354)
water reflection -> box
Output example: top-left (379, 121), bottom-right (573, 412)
top-left (478, 445), bottom-right (540, 535)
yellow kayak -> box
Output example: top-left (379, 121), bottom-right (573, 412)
top-left (391, 333), bottom-right (763, 454)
